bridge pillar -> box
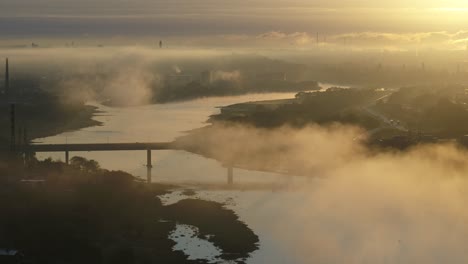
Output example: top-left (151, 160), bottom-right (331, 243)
top-left (146, 149), bottom-right (152, 183)
top-left (227, 166), bottom-right (234, 185)
top-left (65, 150), bottom-right (69, 165)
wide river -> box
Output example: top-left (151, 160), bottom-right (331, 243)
top-left (36, 85), bottom-right (335, 263)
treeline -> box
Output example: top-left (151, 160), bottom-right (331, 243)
top-left (154, 79), bottom-right (320, 103)
top-left (213, 88), bottom-right (384, 129)
top-left (0, 90), bottom-right (100, 143)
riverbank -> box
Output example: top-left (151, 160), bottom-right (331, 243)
top-left (152, 81), bottom-right (320, 104)
top-left (0, 103), bottom-right (101, 144)
top-left (171, 88), bottom-right (384, 174)
top-left (30, 105), bottom-right (102, 141)
top-left (0, 158), bottom-right (259, 264)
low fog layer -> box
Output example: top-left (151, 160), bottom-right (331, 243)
top-left (1, 45), bottom-right (468, 262)
top-left (1, 46), bottom-right (468, 106)
top-left (0, 47), bottom-right (249, 106)
top-left (178, 123), bottom-right (468, 263)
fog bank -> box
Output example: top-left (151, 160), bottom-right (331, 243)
top-left (177, 123), bottom-right (468, 263)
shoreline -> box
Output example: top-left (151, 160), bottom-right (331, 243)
top-left (30, 105), bottom-right (102, 142)
top-left (0, 157), bottom-right (260, 264)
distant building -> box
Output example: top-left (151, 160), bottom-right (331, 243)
top-left (200, 71), bottom-right (213, 85)
top-left (4, 58), bottom-right (9, 102)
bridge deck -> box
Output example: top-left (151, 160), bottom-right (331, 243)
top-left (27, 142), bottom-right (175, 152)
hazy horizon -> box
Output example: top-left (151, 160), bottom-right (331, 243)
top-left (3, 1), bottom-right (468, 264)
top-left (1, 0), bottom-right (468, 50)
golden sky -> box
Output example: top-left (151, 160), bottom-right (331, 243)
top-left (1, 0), bottom-right (467, 46)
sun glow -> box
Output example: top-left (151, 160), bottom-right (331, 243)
top-left (433, 7), bottom-right (468, 12)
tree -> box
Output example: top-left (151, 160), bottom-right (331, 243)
top-left (70, 156), bottom-right (100, 173)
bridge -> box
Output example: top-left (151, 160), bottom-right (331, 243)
top-left (27, 142), bottom-right (174, 183)
top-left (30, 142), bottom-right (174, 152)
top-left (22, 142), bottom-right (236, 184)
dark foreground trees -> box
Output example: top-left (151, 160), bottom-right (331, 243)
top-left (0, 157), bottom-right (258, 264)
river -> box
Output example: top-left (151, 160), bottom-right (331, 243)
top-left (36, 85), bottom-right (339, 263)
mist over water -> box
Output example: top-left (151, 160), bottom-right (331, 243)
top-left (34, 89), bottom-right (468, 263)
top-left (35, 92), bottom-right (305, 183)
top-left (267, 144), bottom-right (468, 264)
top-left (3, 0), bottom-right (468, 262)
top-left (3, 43), bottom-right (467, 264)
top-left (170, 123), bottom-right (468, 263)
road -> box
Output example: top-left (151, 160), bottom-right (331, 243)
top-left (361, 93), bottom-right (409, 138)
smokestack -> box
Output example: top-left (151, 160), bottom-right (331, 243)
top-left (17, 126), bottom-right (22, 152)
top-left (5, 58), bottom-right (9, 102)
top-left (10, 103), bottom-right (15, 152)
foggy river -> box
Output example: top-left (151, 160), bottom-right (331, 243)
top-left (36, 92), bottom-right (307, 184)
top-left (36, 90), bottom-right (321, 263)
top-left (34, 84), bottom-right (463, 264)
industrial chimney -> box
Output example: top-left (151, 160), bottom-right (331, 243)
top-left (5, 58), bottom-right (9, 102)
top-left (5, 58), bottom-right (16, 153)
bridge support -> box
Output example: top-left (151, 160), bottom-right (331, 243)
top-left (146, 149), bottom-right (152, 183)
top-left (227, 166), bottom-right (234, 185)
top-left (65, 150), bottom-right (69, 165)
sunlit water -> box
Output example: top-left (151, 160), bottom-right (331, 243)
top-left (159, 188), bottom-right (318, 264)
top-left (168, 224), bottom-right (223, 263)
top-left (36, 91), bottom-right (327, 184)
top-left (35, 85), bottom-right (340, 263)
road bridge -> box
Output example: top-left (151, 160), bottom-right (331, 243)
top-left (20, 142), bottom-right (236, 184)
top-left (26, 142), bottom-right (174, 183)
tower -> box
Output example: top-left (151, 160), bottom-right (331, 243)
top-left (10, 103), bottom-right (15, 152)
top-left (6, 58), bottom-right (16, 153)
top-left (5, 58), bottom-right (9, 101)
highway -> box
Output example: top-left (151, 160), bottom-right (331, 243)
top-left (363, 93), bottom-right (408, 136)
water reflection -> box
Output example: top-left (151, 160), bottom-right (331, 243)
top-left (36, 92), bottom-right (309, 184)
top-left (35, 86), bottom-right (344, 264)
